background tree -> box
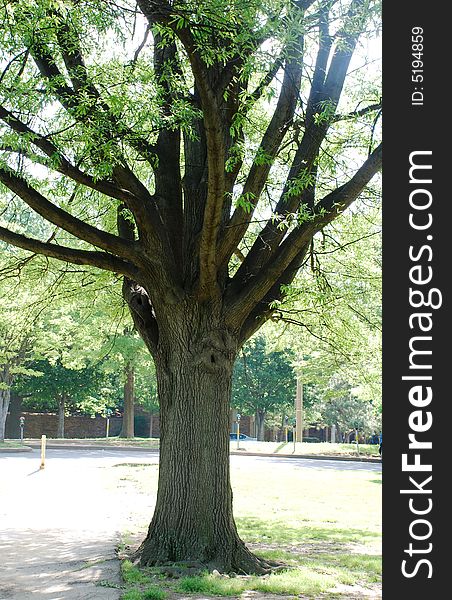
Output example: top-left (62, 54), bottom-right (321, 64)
top-left (319, 379), bottom-right (380, 441)
top-left (0, 0), bottom-right (382, 572)
top-left (14, 358), bottom-right (109, 437)
top-left (0, 269), bottom-right (48, 442)
top-left (0, 293), bottom-right (35, 442)
top-left (232, 336), bottom-right (296, 440)
top-left (97, 324), bottom-right (158, 437)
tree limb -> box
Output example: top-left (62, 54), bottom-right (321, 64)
top-left (0, 166), bottom-right (139, 261)
top-left (333, 101), bottom-right (382, 123)
top-left (230, 0), bottom-right (367, 286)
top-left (226, 143), bottom-right (382, 330)
top-left (0, 106), bottom-right (143, 206)
top-left (0, 226), bottom-right (140, 279)
top-left (217, 32), bottom-right (304, 269)
top-left (137, 0), bottom-right (227, 299)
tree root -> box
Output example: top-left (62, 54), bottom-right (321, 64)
top-left (134, 532), bottom-right (289, 576)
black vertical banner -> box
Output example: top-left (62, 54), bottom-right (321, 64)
top-left (383, 1), bottom-right (449, 597)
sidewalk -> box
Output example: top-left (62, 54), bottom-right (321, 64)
top-left (0, 451), bottom-right (127, 599)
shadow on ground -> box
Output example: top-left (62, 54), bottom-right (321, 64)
top-left (0, 529), bottom-right (121, 600)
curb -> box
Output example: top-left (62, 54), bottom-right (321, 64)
top-left (230, 451), bottom-right (381, 463)
top-left (0, 445), bottom-right (33, 453)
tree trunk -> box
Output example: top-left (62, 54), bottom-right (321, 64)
top-left (133, 304), bottom-right (270, 574)
top-left (149, 413), bottom-right (154, 438)
top-left (57, 394), bottom-right (65, 439)
top-left (0, 365), bottom-right (12, 443)
top-left (0, 388), bottom-right (10, 443)
top-left (255, 410), bottom-right (266, 441)
top-left (121, 363), bottom-right (135, 438)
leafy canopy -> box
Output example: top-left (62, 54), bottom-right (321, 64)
top-left (0, 0), bottom-right (381, 354)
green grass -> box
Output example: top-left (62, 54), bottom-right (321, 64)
top-left (237, 517), bottom-right (380, 545)
top-left (175, 567), bottom-right (356, 597)
top-left (121, 561), bottom-right (167, 600)
top-left (232, 441), bottom-right (380, 457)
top-left (122, 591), bottom-right (143, 600)
top-left (122, 560), bottom-right (153, 585)
top-left (122, 586), bottom-right (166, 600)
top-left (0, 440), bottom-right (27, 449)
top-left (115, 455), bottom-right (381, 599)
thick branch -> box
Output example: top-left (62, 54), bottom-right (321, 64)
top-left (305, 4), bottom-right (333, 122)
top-left (34, 11), bottom-right (158, 163)
top-left (226, 143), bottom-right (382, 330)
top-left (20, 26), bottom-right (169, 257)
top-left (0, 106), bottom-right (141, 206)
top-left (238, 244), bottom-right (310, 345)
top-left (0, 226), bottom-right (140, 279)
top-left (232, 0), bottom-right (366, 285)
top-left (152, 34), bottom-right (183, 263)
top-left (218, 33), bottom-right (304, 269)
top-left (137, 0), bottom-right (227, 298)
top-left (0, 167), bottom-right (138, 260)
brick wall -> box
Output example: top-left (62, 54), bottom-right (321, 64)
top-left (5, 410), bottom-right (162, 439)
top-left (6, 412), bottom-right (123, 439)
top-left (7, 407), bottom-right (319, 441)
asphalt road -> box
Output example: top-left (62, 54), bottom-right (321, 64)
top-left (1, 446), bottom-right (382, 471)
top-left (0, 448), bottom-right (380, 599)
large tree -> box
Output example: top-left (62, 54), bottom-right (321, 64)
top-left (0, 0), bottom-right (381, 572)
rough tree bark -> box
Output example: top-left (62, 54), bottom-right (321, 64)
top-left (131, 298), bottom-right (271, 572)
top-left (120, 363), bottom-right (135, 438)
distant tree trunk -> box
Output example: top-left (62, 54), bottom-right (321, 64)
top-left (149, 412), bottom-right (154, 438)
top-left (255, 409), bottom-right (266, 441)
top-left (0, 365), bottom-right (12, 442)
top-left (57, 394), bottom-right (65, 438)
top-left (0, 388), bottom-right (11, 443)
top-left (121, 363), bottom-right (135, 438)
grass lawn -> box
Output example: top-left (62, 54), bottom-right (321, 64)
top-left (235, 441), bottom-right (380, 457)
top-left (0, 440), bottom-right (27, 449)
top-left (110, 456), bottom-right (382, 599)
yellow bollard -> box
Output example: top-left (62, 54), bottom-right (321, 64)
top-left (40, 434), bottom-right (46, 469)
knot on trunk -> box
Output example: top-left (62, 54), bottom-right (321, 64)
top-left (193, 328), bottom-right (237, 372)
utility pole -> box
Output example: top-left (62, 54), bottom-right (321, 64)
top-left (295, 376), bottom-right (303, 443)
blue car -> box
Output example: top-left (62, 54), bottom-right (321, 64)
top-left (229, 433), bottom-right (256, 441)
